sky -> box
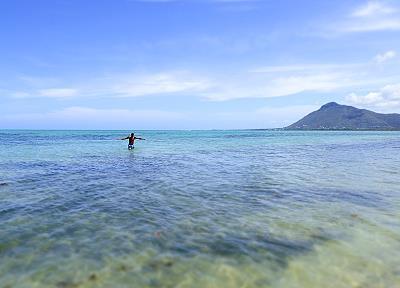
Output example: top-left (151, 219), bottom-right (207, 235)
top-left (1, 0), bottom-right (400, 129)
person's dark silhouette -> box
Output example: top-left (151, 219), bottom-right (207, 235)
top-left (120, 133), bottom-right (145, 150)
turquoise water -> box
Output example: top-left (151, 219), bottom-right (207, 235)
top-left (1, 130), bottom-right (400, 288)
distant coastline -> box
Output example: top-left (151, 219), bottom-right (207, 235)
top-left (283, 128), bottom-right (400, 131)
top-left (285, 102), bottom-right (400, 131)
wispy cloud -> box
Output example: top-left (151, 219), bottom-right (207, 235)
top-left (106, 72), bottom-right (211, 97)
top-left (374, 50), bottom-right (397, 63)
top-left (103, 65), bottom-right (359, 102)
top-left (202, 57), bottom-right (400, 100)
top-left (9, 57), bottom-right (393, 102)
top-left (351, 1), bottom-right (396, 17)
top-left (38, 88), bottom-right (78, 98)
top-left (202, 62), bottom-right (372, 101)
top-left (8, 47), bottom-right (400, 103)
top-left (10, 72), bottom-right (209, 99)
top-left (12, 88), bottom-right (79, 98)
top-left (249, 63), bottom-right (363, 73)
top-left (203, 72), bottom-right (354, 101)
top-left (325, 1), bottom-right (400, 34)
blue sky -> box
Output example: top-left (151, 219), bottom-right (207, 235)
top-left (1, 0), bottom-right (400, 129)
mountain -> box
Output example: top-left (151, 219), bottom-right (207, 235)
top-left (286, 102), bottom-right (400, 130)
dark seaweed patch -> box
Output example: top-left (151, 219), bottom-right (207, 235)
top-left (154, 230), bottom-right (331, 270)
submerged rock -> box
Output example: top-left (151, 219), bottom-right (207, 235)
top-left (148, 258), bottom-right (175, 270)
top-left (118, 264), bottom-right (128, 272)
top-left (56, 281), bottom-right (80, 288)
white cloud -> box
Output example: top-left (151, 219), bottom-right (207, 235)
top-left (9, 72), bottom-right (210, 99)
top-left (346, 84), bottom-right (400, 109)
top-left (107, 72), bottom-right (211, 97)
top-left (203, 57), bottom-right (400, 101)
top-left (9, 64), bottom-right (372, 102)
top-left (10, 88), bottom-right (79, 99)
top-left (352, 1), bottom-right (396, 17)
top-left (12, 70), bottom-right (349, 102)
top-left (38, 88), bottom-right (78, 98)
top-left (374, 50), bottom-right (396, 63)
top-left (204, 64), bottom-right (362, 101)
top-left (326, 1), bottom-right (400, 34)
top-left (203, 75), bottom-right (342, 101)
top-left (7, 55), bottom-right (396, 103)
top-left (249, 64), bottom-right (358, 73)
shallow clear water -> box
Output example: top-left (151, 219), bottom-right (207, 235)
top-left (1, 130), bottom-right (400, 288)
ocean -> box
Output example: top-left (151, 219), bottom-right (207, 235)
top-left (1, 130), bottom-right (400, 288)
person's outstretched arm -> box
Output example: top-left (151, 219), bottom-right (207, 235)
top-left (119, 136), bottom-right (129, 140)
top-left (135, 137), bottom-right (145, 140)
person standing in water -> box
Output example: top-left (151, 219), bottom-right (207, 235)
top-left (120, 133), bottom-right (145, 150)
